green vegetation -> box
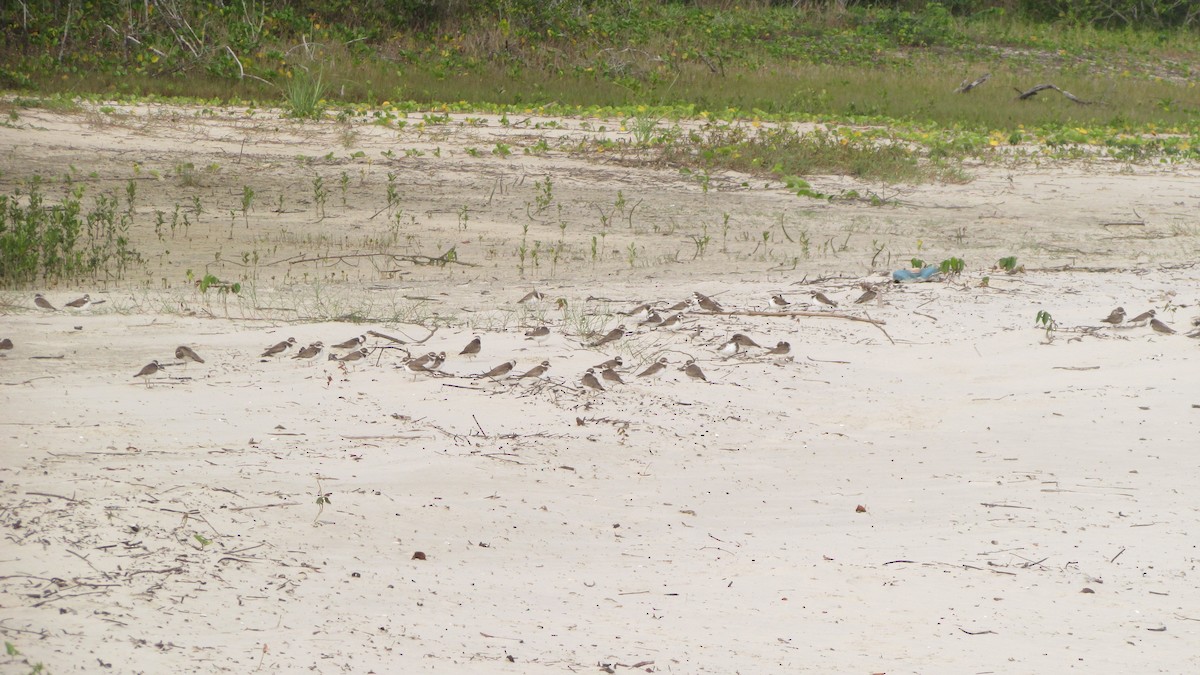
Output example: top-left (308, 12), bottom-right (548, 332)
top-left (1, 1), bottom-right (1197, 134)
top-left (0, 177), bottom-right (141, 285)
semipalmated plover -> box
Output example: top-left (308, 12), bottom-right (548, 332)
top-left (594, 356), bottom-right (622, 371)
top-left (459, 336), bottom-right (482, 358)
top-left (811, 291), bottom-right (838, 307)
top-left (133, 360), bottom-right (162, 386)
top-left (640, 311), bottom-right (664, 326)
top-left (658, 313), bottom-right (685, 330)
top-left (331, 335), bottom-right (366, 350)
top-left (339, 348), bottom-right (369, 362)
top-left (601, 367), bottom-right (625, 385)
top-left (666, 298), bottom-right (692, 312)
top-left (637, 357), bottom-right (668, 379)
top-left (65, 294), bottom-right (90, 308)
top-left (693, 292), bottom-right (723, 312)
top-left (518, 360), bottom-right (550, 379)
top-left (34, 294), bottom-right (55, 311)
top-left (731, 333), bottom-right (761, 348)
top-left (1126, 309), bottom-right (1155, 324)
top-left (518, 290), bottom-right (545, 304)
top-left (589, 325), bottom-right (627, 348)
top-left (261, 337), bottom-right (297, 357)
top-left (581, 368), bottom-right (604, 391)
top-left (717, 339), bottom-right (740, 359)
top-left (478, 360), bottom-right (516, 379)
top-left (524, 326), bottom-right (551, 342)
top-left (771, 294), bottom-right (790, 308)
top-left (1100, 307), bottom-right (1126, 325)
top-left (293, 342), bottom-right (324, 359)
top-left (682, 360), bottom-right (708, 382)
top-left (1151, 318), bottom-right (1176, 335)
top-left (175, 345), bottom-right (205, 365)
top-left (766, 341), bottom-right (791, 355)
top-left (853, 289), bottom-right (877, 304)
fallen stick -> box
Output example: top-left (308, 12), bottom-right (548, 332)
top-left (707, 309), bottom-right (886, 326)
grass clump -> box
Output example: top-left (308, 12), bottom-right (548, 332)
top-left (285, 67), bottom-right (326, 119)
top-left (0, 177), bottom-right (142, 286)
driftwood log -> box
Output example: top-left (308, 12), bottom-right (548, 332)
top-left (1014, 84), bottom-right (1093, 105)
top-left (954, 73), bottom-right (990, 93)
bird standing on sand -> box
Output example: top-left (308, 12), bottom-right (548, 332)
top-left (293, 342), bottom-right (324, 360)
top-left (717, 339), bottom-right (740, 359)
top-left (65, 294), bottom-right (91, 308)
top-left (518, 290), bottom-right (545, 304)
top-left (1151, 318), bottom-right (1176, 335)
top-left (338, 348), bottom-right (369, 362)
top-left (771, 294), bottom-right (790, 308)
top-left (332, 335), bottom-right (366, 350)
top-left (34, 294), bottom-right (56, 311)
top-left (594, 356), bottom-right (622, 371)
top-left (682, 360), bottom-right (707, 382)
top-left (694, 292), bottom-right (723, 312)
top-left (519, 360), bottom-right (550, 380)
top-left (1126, 309), bottom-right (1155, 324)
top-left (133, 360), bottom-right (162, 386)
top-left (811, 291), bottom-right (838, 307)
top-left (766, 341), bottom-right (791, 355)
top-left (637, 357), bottom-right (668, 379)
top-left (525, 326), bottom-right (551, 342)
top-left (479, 360), bottom-right (516, 380)
top-left (854, 289), bottom-right (877, 304)
top-left (459, 336), bottom-right (482, 359)
top-left (601, 368), bottom-right (625, 385)
top-left (261, 337), bottom-right (297, 357)
top-left (589, 325), bottom-right (627, 348)
top-left (1100, 307), bottom-right (1126, 325)
top-left (175, 346), bottom-right (204, 369)
top-left (581, 368), bottom-right (604, 391)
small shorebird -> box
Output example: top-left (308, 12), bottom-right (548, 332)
top-left (1100, 307), bottom-right (1126, 325)
top-left (1126, 309), bottom-right (1155, 324)
top-left (175, 346), bottom-right (204, 369)
top-left (478, 360), bottom-right (516, 380)
top-left (589, 325), bottom-right (626, 348)
top-left (34, 294), bottom-right (56, 311)
top-left (854, 289), bottom-right (877, 304)
top-left (338, 348), bottom-right (369, 362)
top-left (640, 311), bottom-right (664, 327)
top-left (682, 360), bottom-right (708, 382)
top-left (261, 337), bottom-right (297, 357)
top-left (730, 333), bottom-right (761, 349)
top-left (637, 357), bottom-right (668, 379)
top-left (693, 292), bottom-right (723, 312)
top-left (766, 341), bottom-right (791, 355)
top-left (622, 303), bottom-right (653, 321)
top-left (771, 294), bottom-right (790, 308)
top-left (524, 326), bottom-right (551, 342)
top-left (65, 294), bottom-right (91, 309)
top-left (133, 360), bottom-right (162, 386)
top-left (666, 298), bottom-right (691, 312)
top-left (518, 360), bottom-right (550, 380)
top-left (1150, 318), bottom-right (1176, 335)
top-left (517, 290), bottom-right (545, 304)
top-left (293, 342), bottom-right (324, 360)
top-left (601, 367), bottom-right (625, 385)
top-left (811, 291), bottom-right (838, 307)
top-left (593, 356), bottom-right (622, 371)
top-left (458, 336), bottom-right (482, 359)
top-left (331, 335), bottom-right (365, 350)
top-left (717, 339), bottom-right (740, 359)
top-left (658, 313), bottom-right (686, 330)
top-left (581, 368), bottom-right (604, 391)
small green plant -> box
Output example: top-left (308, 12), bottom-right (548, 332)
top-left (240, 185), bottom-right (255, 226)
top-left (175, 162), bottom-right (198, 187)
top-left (312, 175), bottom-right (327, 219)
top-left (939, 256), bottom-right (965, 277)
top-left (533, 175), bottom-right (553, 213)
top-left (492, 143), bottom-right (512, 158)
top-left (1035, 310), bottom-right (1058, 342)
top-left (626, 241), bottom-right (638, 268)
top-left (314, 478), bottom-right (332, 524)
top-left (782, 175), bottom-right (828, 200)
top-left (457, 204), bottom-right (469, 231)
top-left (194, 533), bottom-right (212, 547)
top-left (338, 171), bottom-right (350, 206)
top-left (690, 226), bottom-right (711, 260)
top-left (997, 255), bottom-right (1020, 273)
top-left (629, 115), bottom-right (659, 144)
top-left (386, 172), bottom-right (400, 214)
top-left (910, 257), bottom-right (926, 268)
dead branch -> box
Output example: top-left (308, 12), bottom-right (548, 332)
top-left (706, 309), bottom-right (886, 326)
top-left (954, 72), bottom-right (990, 93)
top-left (1014, 84), bottom-right (1093, 105)
top-left (283, 250), bottom-right (476, 267)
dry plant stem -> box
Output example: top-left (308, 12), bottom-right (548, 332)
top-left (282, 252), bottom-right (477, 267)
top-left (708, 309), bottom-right (886, 326)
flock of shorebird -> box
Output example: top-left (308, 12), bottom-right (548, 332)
top-left (8, 291), bottom-right (1197, 389)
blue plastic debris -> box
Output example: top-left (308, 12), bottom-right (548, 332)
top-left (891, 265), bottom-right (942, 283)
